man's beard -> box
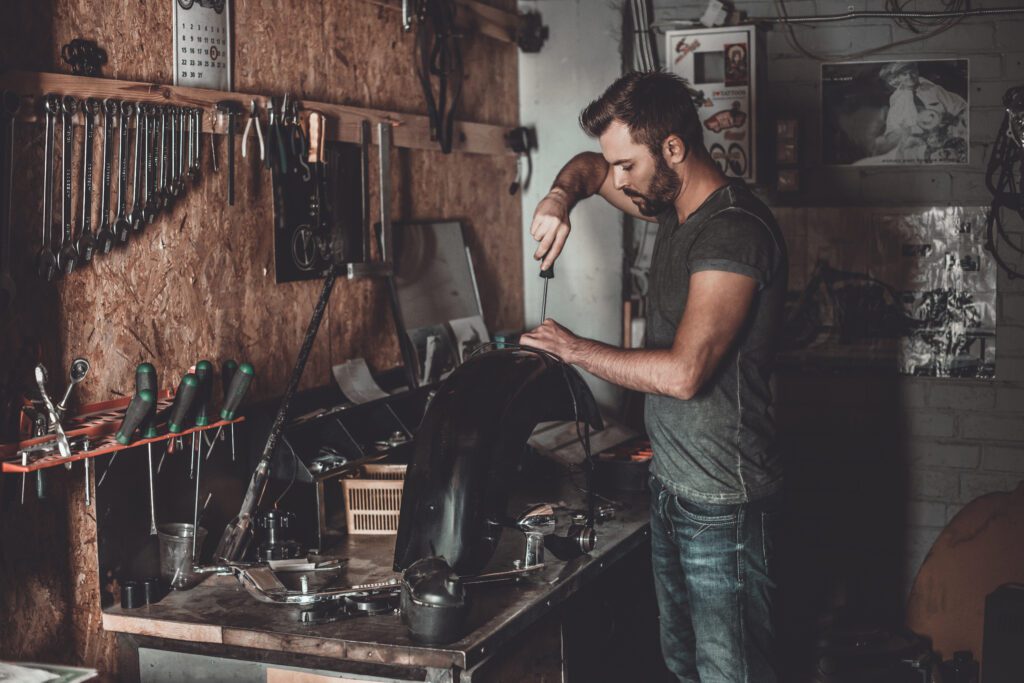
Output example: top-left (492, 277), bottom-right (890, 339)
top-left (622, 155), bottom-right (681, 217)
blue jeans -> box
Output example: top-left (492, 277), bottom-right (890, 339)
top-left (649, 475), bottom-right (780, 682)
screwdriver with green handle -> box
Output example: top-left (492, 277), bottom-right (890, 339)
top-left (218, 360), bottom-right (238, 442)
top-left (135, 363), bottom-right (160, 535)
top-left (191, 360), bottom-right (213, 477)
top-left (202, 362), bottom-right (254, 463)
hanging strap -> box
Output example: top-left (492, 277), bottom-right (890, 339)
top-left (414, 0), bottom-right (464, 154)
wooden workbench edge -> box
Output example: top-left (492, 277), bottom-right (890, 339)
top-left (102, 612), bottom-right (225, 644)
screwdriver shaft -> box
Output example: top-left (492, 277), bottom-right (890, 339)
top-left (541, 277), bottom-right (549, 322)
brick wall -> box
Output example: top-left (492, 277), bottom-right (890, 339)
top-left (651, 0), bottom-right (1024, 617)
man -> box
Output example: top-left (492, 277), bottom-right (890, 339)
top-left (519, 71), bottom-right (787, 682)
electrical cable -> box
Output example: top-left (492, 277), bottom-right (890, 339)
top-left (630, 0), bottom-right (657, 73)
top-left (985, 92), bottom-right (1024, 279)
top-left (774, 0), bottom-right (973, 62)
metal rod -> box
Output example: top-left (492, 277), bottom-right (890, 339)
top-left (378, 122), bottom-right (392, 264)
top-left (147, 443), bottom-right (158, 535)
top-left (84, 457), bottom-right (91, 507)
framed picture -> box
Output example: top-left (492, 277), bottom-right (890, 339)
top-left (822, 59), bottom-right (969, 166)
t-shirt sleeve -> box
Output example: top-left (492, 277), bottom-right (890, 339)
top-left (687, 210), bottom-right (777, 289)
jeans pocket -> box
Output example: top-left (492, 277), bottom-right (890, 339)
top-left (671, 495), bottom-right (740, 525)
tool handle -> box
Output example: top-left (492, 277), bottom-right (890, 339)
top-left (116, 390), bottom-right (156, 445)
top-left (168, 374), bottom-right (199, 433)
top-left (307, 112), bottom-right (325, 164)
top-left (135, 362), bottom-right (157, 394)
top-left (194, 359), bottom-right (214, 426)
top-left (540, 265), bottom-right (554, 279)
top-left (222, 359), bottom-right (238, 395)
top-left (220, 363), bottom-right (254, 421)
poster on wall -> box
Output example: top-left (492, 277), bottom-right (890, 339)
top-left (822, 59), bottom-right (969, 166)
top-left (779, 206), bottom-right (995, 379)
top-left (173, 0), bottom-right (232, 91)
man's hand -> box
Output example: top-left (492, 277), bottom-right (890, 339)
top-left (530, 191), bottom-right (572, 271)
top-left (520, 318), bottom-right (584, 363)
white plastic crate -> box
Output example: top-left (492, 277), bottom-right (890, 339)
top-left (341, 464), bottom-right (407, 535)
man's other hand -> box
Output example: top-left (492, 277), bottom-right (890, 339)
top-left (520, 319), bottom-right (583, 363)
top-left (530, 191), bottom-right (572, 270)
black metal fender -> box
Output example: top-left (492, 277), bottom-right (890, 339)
top-left (393, 349), bottom-right (602, 575)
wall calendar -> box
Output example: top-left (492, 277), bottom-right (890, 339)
top-left (173, 0), bottom-right (232, 91)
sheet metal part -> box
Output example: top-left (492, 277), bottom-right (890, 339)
top-left (393, 349), bottom-right (602, 575)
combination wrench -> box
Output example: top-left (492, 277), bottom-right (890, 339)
top-left (0, 90), bottom-right (20, 307)
top-left (129, 101), bottom-right (145, 232)
top-left (95, 99), bottom-right (118, 255)
top-left (77, 98), bottom-right (101, 264)
top-left (57, 95), bottom-right (79, 276)
top-left (36, 94), bottom-right (59, 282)
top-left (113, 101), bottom-right (134, 244)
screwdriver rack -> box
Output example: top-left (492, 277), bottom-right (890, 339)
top-left (0, 392), bottom-right (245, 473)
top-left (0, 70), bottom-right (515, 157)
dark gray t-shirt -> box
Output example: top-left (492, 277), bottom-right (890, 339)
top-left (645, 183), bottom-right (787, 505)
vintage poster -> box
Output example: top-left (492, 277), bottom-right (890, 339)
top-left (822, 59), bottom-right (969, 166)
top-left (779, 206), bottom-right (995, 378)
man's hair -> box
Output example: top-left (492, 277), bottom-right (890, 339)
top-left (579, 71), bottom-right (705, 158)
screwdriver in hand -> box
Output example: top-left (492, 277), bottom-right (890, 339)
top-left (540, 264), bottom-right (554, 322)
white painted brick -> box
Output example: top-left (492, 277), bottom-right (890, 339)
top-left (908, 500), bottom-right (948, 527)
top-left (899, 379), bottom-right (929, 408)
top-left (1006, 53), bottom-right (1024, 79)
top-left (995, 384), bottom-right (1024, 411)
top-left (972, 108), bottom-right (1010, 143)
top-left (1003, 294), bottom-right (1024, 325)
top-left (925, 382), bottom-right (996, 410)
top-left (981, 445), bottom-right (1024, 473)
top-left (908, 441), bottom-right (981, 469)
top-left (909, 469), bottom-right (959, 501)
top-left (906, 410), bottom-right (957, 438)
top-left (997, 356), bottom-right (1024, 382)
top-left (951, 172), bottom-right (994, 201)
top-left (861, 170), bottom-right (953, 204)
top-left (970, 80), bottom-right (1018, 107)
top-left (888, 23), bottom-right (996, 54)
top-left (995, 20), bottom-right (1024, 50)
top-left (998, 325), bottom-right (1024, 355)
top-left (960, 472), bottom-right (1021, 502)
top-left (960, 413), bottom-right (1024, 441)
top-left (784, 23), bottom-right (894, 55)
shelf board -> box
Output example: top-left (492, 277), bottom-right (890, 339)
top-left (0, 70), bottom-right (514, 157)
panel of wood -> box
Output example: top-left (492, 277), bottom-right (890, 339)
top-left (0, 0), bottom-right (521, 675)
top-left (0, 70), bottom-right (516, 157)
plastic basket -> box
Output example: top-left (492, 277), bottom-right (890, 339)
top-left (341, 464), bottom-right (407, 535)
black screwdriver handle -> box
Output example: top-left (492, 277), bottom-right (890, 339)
top-left (136, 362), bottom-right (157, 394)
top-left (168, 374), bottom-right (199, 433)
top-left (222, 359), bottom-right (238, 396)
top-left (194, 359), bottom-right (214, 426)
top-left (135, 362), bottom-right (159, 438)
top-left (220, 362), bottom-right (254, 421)
top-left (116, 390), bottom-right (156, 445)
top-left (540, 265), bottom-right (554, 279)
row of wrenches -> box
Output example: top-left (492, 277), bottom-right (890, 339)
top-left (37, 94), bottom-right (211, 282)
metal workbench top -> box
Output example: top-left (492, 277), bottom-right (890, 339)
top-left (102, 486), bottom-right (651, 673)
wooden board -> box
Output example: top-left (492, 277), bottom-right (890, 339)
top-left (0, 0), bottom-right (522, 674)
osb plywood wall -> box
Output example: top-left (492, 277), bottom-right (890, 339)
top-left (0, 0), bottom-right (521, 671)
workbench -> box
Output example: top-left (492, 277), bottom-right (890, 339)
top-left (102, 484), bottom-right (654, 683)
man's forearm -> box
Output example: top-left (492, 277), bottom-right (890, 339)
top-left (570, 339), bottom-right (703, 400)
top-left (548, 152), bottom-right (609, 209)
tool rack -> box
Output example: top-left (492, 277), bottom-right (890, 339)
top-left (0, 392), bottom-right (245, 473)
top-left (0, 70), bottom-right (515, 157)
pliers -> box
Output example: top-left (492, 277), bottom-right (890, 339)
top-left (241, 99), bottom-right (264, 162)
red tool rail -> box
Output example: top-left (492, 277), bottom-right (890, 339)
top-left (1, 393), bottom-right (245, 473)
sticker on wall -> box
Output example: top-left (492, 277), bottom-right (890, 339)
top-left (173, 0), bottom-right (232, 91)
top-left (779, 206), bottom-right (995, 379)
top-left (822, 59), bottom-right (969, 166)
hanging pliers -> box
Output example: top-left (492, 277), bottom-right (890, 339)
top-left (241, 99), bottom-right (264, 162)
